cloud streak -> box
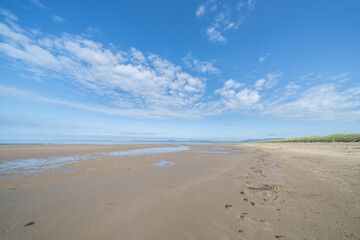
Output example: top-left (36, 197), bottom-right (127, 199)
top-left (29, 0), bottom-right (47, 9)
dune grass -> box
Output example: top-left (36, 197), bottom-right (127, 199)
top-left (258, 134), bottom-right (360, 143)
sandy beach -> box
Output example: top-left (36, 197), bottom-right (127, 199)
top-left (0, 143), bottom-right (359, 239)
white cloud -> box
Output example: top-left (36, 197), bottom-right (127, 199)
top-left (284, 83), bottom-right (301, 96)
top-left (263, 84), bottom-right (360, 121)
top-left (328, 72), bottom-right (350, 82)
top-left (206, 26), bottom-right (227, 43)
top-left (196, 5), bottom-right (206, 17)
top-left (84, 26), bottom-right (101, 36)
top-left (0, 8), bottom-right (18, 22)
top-left (247, 0), bottom-right (256, 10)
top-left (258, 56), bottom-right (265, 63)
top-left (215, 79), bottom-right (260, 109)
top-left (29, 0), bottom-right (47, 9)
top-left (182, 53), bottom-right (220, 74)
top-left (196, 0), bottom-right (257, 43)
top-left (53, 15), bottom-right (66, 23)
top-left (236, 1), bottom-right (246, 11)
top-left (0, 14), bottom-right (208, 118)
top-left (258, 52), bottom-right (271, 63)
top-left (254, 79), bottom-right (266, 88)
top-left (130, 47), bottom-right (147, 63)
top-left (254, 72), bottom-right (281, 90)
top-left (1, 10), bottom-right (359, 122)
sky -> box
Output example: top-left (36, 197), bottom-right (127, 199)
top-left (0, 0), bottom-right (359, 143)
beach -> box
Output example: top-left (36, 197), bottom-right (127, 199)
top-left (0, 143), bottom-right (359, 239)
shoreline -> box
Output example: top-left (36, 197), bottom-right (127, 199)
top-left (0, 144), bottom-right (178, 163)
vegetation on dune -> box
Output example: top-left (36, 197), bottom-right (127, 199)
top-left (258, 134), bottom-right (360, 143)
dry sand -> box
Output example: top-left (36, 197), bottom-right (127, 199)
top-left (0, 143), bottom-right (359, 239)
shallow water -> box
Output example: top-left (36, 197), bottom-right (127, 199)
top-left (152, 160), bottom-right (175, 166)
top-left (0, 145), bottom-right (189, 176)
top-left (197, 151), bottom-right (234, 154)
top-left (105, 145), bottom-right (189, 157)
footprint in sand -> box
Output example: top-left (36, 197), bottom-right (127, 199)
top-left (237, 214), bottom-right (246, 221)
top-left (254, 169), bottom-right (267, 177)
top-left (244, 183), bottom-right (279, 191)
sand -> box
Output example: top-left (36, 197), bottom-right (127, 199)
top-left (0, 143), bottom-right (359, 239)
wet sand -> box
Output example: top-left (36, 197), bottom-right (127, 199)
top-left (0, 143), bottom-right (359, 239)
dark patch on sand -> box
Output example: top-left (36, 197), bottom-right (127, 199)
top-left (24, 221), bottom-right (35, 227)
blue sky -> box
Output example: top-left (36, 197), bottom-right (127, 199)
top-left (0, 0), bottom-right (359, 142)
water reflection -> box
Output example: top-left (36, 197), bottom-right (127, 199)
top-left (152, 160), bottom-right (175, 166)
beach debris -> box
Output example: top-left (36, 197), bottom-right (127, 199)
top-left (24, 221), bottom-right (35, 227)
top-left (242, 212), bottom-right (248, 215)
top-left (243, 198), bottom-right (248, 202)
top-left (275, 235), bottom-right (284, 238)
top-left (250, 202), bottom-right (255, 206)
top-left (238, 230), bottom-right (244, 233)
top-left (240, 191), bottom-right (245, 195)
top-left (259, 219), bottom-right (266, 222)
top-left (225, 204), bottom-right (232, 209)
top-left (108, 202), bottom-right (116, 205)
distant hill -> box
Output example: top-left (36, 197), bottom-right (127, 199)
top-left (255, 134), bottom-right (360, 143)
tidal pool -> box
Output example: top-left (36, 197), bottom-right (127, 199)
top-left (152, 160), bottom-right (175, 166)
